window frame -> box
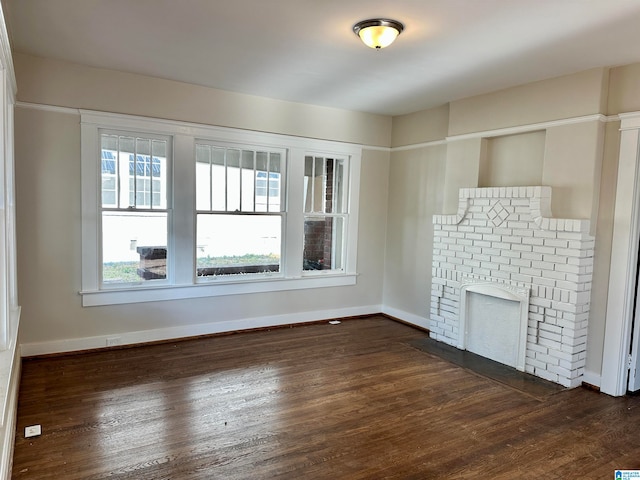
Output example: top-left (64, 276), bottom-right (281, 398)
top-left (194, 139), bottom-right (287, 281)
top-left (80, 111), bottom-right (361, 307)
top-left (0, 63), bottom-right (17, 351)
top-left (302, 155), bottom-right (350, 275)
top-left (98, 129), bottom-right (173, 288)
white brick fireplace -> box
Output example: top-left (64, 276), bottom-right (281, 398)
top-left (430, 186), bottom-right (594, 387)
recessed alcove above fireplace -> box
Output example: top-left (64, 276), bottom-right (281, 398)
top-left (430, 186), bottom-right (595, 388)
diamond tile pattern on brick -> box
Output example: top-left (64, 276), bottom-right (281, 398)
top-left (487, 200), bottom-right (510, 227)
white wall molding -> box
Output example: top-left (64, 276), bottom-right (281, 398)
top-left (15, 101), bottom-right (79, 116)
top-left (18, 101), bottom-right (380, 151)
top-left (19, 100), bottom-right (393, 156)
top-left (390, 140), bottom-right (447, 152)
top-left (17, 101), bottom-right (624, 155)
top-left (387, 113), bottom-right (616, 153)
top-left (20, 304), bottom-right (383, 357)
top-left (446, 114), bottom-right (609, 143)
top-left (362, 144), bottom-right (391, 152)
top-left (617, 111), bottom-right (640, 130)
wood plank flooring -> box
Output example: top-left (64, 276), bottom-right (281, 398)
top-left (12, 316), bottom-right (640, 479)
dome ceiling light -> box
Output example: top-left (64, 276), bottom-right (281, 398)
top-left (353, 18), bottom-right (404, 50)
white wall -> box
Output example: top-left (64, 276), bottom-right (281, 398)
top-left (479, 131), bottom-right (545, 188)
top-left (382, 144), bottom-right (446, 326)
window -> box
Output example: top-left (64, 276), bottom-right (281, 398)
top-left (303, 156), bottom-right (348, 272)
top-left (81, 112), bottom-right (361, 306)
top-left (99, 132), bottom-right (170, 285)
top-left (195, 143), bottom-right (285, 278)
top-left (0, 68), bottom-right (17, 350)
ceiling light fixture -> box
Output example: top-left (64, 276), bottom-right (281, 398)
top-left (353, 18), bottom-right (404, 50)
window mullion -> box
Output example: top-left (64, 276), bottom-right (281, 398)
top-left (171, 134), bottom-right (195, 285)
top-left (322, 158), bottom-right (327, 214)
top-left (239, 151), bottom-right (243, 212)
top-left (132, 139), bottom-right (137, 208)
top-left (332, 158), bottom-right (337, 213)
top-left (209, 146), bottom-right (213, 211)
top-left (284, 147), bottom-right (304, 278)
top-left (224, 148), bottom-right (228, 211)
top-left (253, 151), bottom-right (257, 213)
top-left (309, 156), bottom-right (314, 214)
top-left (266, 152), bottom-right (271, 212)
top-left (116, 136), bottom-right (121, 209)
top-left (150, 148), bottom-right (154, 209)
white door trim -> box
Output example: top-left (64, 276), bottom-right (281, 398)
top-left (601, 112), bottom-right (640, 396)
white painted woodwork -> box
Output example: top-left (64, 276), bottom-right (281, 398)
top-left (602, 112), bottom-right (640, 396)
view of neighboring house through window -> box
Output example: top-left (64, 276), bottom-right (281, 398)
top-left (303, 156), bottom-right (347, 272)
top-left (195, 143), bottom-right (284, 277)
top-left (100, 132), bottom-right (170, 284)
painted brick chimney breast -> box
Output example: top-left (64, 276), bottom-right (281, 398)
top-left (430, 186), bottom-right (594, 387)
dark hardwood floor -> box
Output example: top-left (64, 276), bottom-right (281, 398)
top-left (12, 316), bottom-right (640, 479)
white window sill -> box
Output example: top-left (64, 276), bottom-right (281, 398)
top-left (80, 273), bottom-right (358, 307)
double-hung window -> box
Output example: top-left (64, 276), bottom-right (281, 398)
top-left (81, 112), bottom-right (361, 306)
top-left (303, 155), bottom-right (348, 273)
top-left (99, 132), bottom-right (170, 285)
top-left (195, 142), bottom-right (285, 278)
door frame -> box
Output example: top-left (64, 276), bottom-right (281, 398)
top-left (630, 281), bottom-right (640, 391)
top-left (602, 112), bottom-right (640, 396)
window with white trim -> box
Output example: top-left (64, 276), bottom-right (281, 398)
top-left (99, 132), bottom-right (171, 285)
top-left (81, 112), bottom-right (361, 306)
top-left (195, 142), bottom-right (285, 278)
top-left (303, 155), bottom-right (348, 272)
top-left (0, 69), bottom-right (17, 350)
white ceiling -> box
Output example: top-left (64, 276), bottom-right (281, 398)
top-left (5, 0), bottom-right (640, 116)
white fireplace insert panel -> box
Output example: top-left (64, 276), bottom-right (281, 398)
top-left (458, 282), bottom-right (530, 371)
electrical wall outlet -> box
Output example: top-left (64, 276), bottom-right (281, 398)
top-left (106, 337), bottom-right (121, 347)
top-left (25, 425), bottom-right (41, 438)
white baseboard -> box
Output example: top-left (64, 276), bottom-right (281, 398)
top-left (20, 304), bottom-right (383, 357)
top-left (381, 306), bottom-right (430, 330)
top-left (582, 369), bottom-right (601, 388)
